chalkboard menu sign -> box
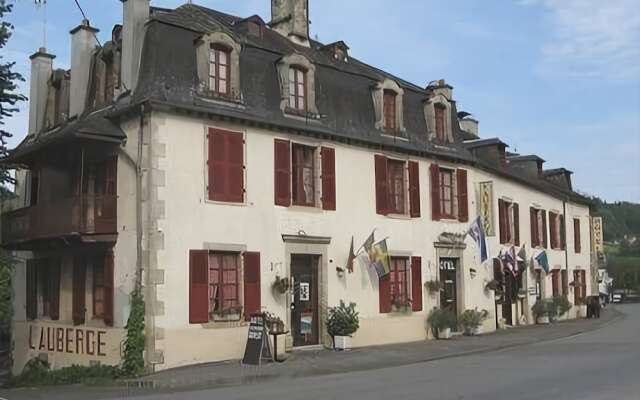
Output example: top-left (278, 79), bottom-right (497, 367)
top-left (242, 313), bottom-right (272, 365)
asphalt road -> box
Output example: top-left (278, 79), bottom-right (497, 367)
top-left (131, 303), bottom-right (640, 400)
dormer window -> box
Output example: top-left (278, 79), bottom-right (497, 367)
top-left (289, 66), bottom-right (307, 112)
top-left (209, 45), bottom-right (231, 97)
top-left (196, 32), bottom-right (241, 101)
top-left (383, 90), bottom-right (397, 132)
top-left (277, 54), bottom-right (318, 117)
top-left (435, 104), bottom-right (446, 142)
top-left (372, 79), bottom-right (405, 136)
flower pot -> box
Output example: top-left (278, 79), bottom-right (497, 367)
top-left (438, 328), bottom-right (452, 340)
top-left (536, 316), bottom-right (550, 324)
top-left (333, 335), bottom-right (352, 350)
top-left (473, 326), bottom-right (483, 336)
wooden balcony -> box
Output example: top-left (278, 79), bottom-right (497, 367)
top-left (1, 194), bottom-right (117, 246)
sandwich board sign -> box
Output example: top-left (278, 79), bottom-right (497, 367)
top-left (242, 313), bottom-right (273, 365)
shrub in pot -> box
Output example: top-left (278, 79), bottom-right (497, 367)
top-left (532, 300), bottom-right (550, 324)
top-left (427, 308), bottom-right (457, 339)
top-left (459, 308), bottom-right (489, 336)
top-left (326, 301), bottom-right (359, 350)
top-left (424, 280), bottom-right (442, 296)
top-left (552, 295), bottom-right (572, 319)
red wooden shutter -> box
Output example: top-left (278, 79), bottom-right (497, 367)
top-left (26, 260), bottom-right (37, 320)
top-left (530, 208), bottom-right (539, 248)
top-left (574, 219), bottom-right (581, 253)
top-left (408, 161), bottom-right (421, 218)
top-left (411, 256), bottom-right (422, 312)
top-left (189, 250), bottom-right (209, 324)
top-left (549, 212), bottom-right (558, 249)
top-left (72, 256), bottom-right (87, 325)
top-left (513, 203), bottom-right (520, 246)
top-left (429, 163), bottom-right (441, 221)
top-left (49, 260), bottom-right (61, 321)
top-left (561, 270), bottom-right (568, 296)
top-left (274, 139), bottom-right (291, 207)
top-left (321, 147), bottom-right (336, 211)
top-left (209, 129), bottom-right (244, 203)
top-left (551, 271), bottom-right (559, 297)
top-left (103, 251), bottom-right (114, 327)
top-left (379, 274), bottom-right (391, 313)
top-left (560, 214), bottom-right (566, 250)
top-left (498, 199), bottom-right (507, 244)
top-left (456, 169), bottom-right (468, 222)
top-left (541, 210), bottom-right (548, 248)
top-left (374, 155), bottom-right (388, 215)
top-left (243, 252), bottom-right (261, 321)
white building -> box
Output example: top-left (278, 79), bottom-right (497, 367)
top-left (2, 0), bottom-right (594, 373)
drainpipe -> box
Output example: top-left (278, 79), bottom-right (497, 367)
top-left (563, 199), bottom-right (570, 304)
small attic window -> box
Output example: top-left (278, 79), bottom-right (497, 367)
top-left (321, 41), bottom-right (349, 63)
top-left (196, 32), bottom-right (242, 102)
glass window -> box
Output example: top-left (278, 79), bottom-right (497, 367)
top-left (292, 144), bottom-right (316, 206)
top-left (383, 90), bottom-right (397, 132)
top-left (387, 159), bottom-right (405, 214)
top-left (208, 46), bottom-right (230, 96)
top-left (289, 67), bottom-right (307, 111)
top-left (93, 259), bottom-right (105, 318)
top-left (435, 104), bottom-right (446, 142)
top-left (439, 169), bottom-right (455, 218)
top-left (390, 257), bottom-right (409, 306)
top-left (209, 252), bottom-right (240, 315)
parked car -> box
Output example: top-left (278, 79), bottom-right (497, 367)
top-left (612, 290), bottom-right (624, 303)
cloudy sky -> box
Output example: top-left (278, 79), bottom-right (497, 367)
top-left (3, 0), bottom-right (640, 202)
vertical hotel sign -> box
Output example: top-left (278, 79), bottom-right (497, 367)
top-left (592, 216), bottom-right (604, 254)
top-left (477, 182), bottom-right (495, 236)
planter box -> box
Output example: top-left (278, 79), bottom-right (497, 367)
top-left (438, 328), bottom-right (452, 340)
top-left (333, 336), bottom-right (352, 350)
top-left (536, 316), bottom-right (550, 324)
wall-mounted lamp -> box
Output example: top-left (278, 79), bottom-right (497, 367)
top-left (336, 266), bottom-right (345, 278)
top-left (470, 268), bottom-right (477, 279)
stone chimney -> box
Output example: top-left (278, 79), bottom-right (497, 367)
top-left (28, 48), bottom-right (55, 135)
top-left (459, 116), bottom-right (479, 139)
top-left (70, 20), bottom-right (99, 117)
top-left (271, 0), bottom-right (310, 46)
top-left (121, 0), bottom-right (150, 92)
top-left (427, 79), bottom-right (453, 101)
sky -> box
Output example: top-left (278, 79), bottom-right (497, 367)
top-left (3, 0), bottom-right (640, 202)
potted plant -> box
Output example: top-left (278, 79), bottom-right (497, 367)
top-left (532, 300), bottom-right (550, 324)
top-left (459, 308), bottom-right (489, 336)
top-left (392, 297), bottom-right (412, 313)
top-left (485, 279), bottom-right (500, 292)
top-left (272, 275), bottom-right (290, 295)
top-left (326, 301), bottom-right (360, 350)
top-left (552, 295), bottom-right (572, 319)
top-left (517, 288), bottom-right (527, 299)
top-left (427, 308), bottom-right (457, 339)
top-left (424, 280), bottom-right (442, 295)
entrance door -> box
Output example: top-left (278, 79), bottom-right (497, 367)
top-left (503, 273), bottom-right (514, 326)
top-left (439, 258), bottom-right (458, 323)
top-left (291, 254), bottom-right (319, 347)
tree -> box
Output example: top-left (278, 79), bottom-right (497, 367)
top-left (0, 0), bottom-right (26, 198)
top-left (0, 0), bottom-right (24, 347)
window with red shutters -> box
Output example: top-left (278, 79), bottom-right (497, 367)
top-left (541, 210), bottom-right (548, 249)
top-left (383, 90), bottom-right (397, 132)
top-left (430, 163), bottom-right (441, 220)
top-left (560, 214), bottom-right (566, 250)
top-left (209, 252), bottom-right (240, 315)
top-left (29, 259), bottom-right (61, 320)
top-left (549, 212), bottom-right (558, 249)
top-left (243, 252), bottom-right (261, 321)
top-left (389, 257), bottom-right (409, 308)
top-left (456, 169), bottom-right (468, 222)
top-left (387, 159), bottom-right (406, 215)
top-left (574, 218), bottom-right (581, 253)
top-left (289, 66), bottom-right (307, 112)
top-left (439, 169), bottom-right (455, 219)
top-left (561, 270), bottom-right (568, 296)
top-left (189, 250), bottom-right (210, 324)
top-left (374, 155), bottom-right (389, 215)
top-left (530, 207), bottom-right (539, 247)
top-left (551, 270), bottom-right (560, 297)
top-left (408, 161), bottom-right (420, 218)
top-left (208, 128), bottom-right (244, 203)
top-left (209, 46), bottom-right (231, 96)
top-left (574, 270), bottom-right (586, 304)
top-left (72, 256), bottom-right (86, 326)
top-left (513, 203), bottom-right (520, 246)
top-left (321, 147), bottom-right (336, 211)
top-left (292, 143), bottom-right (316, 207)
top-left (435, 104), bottom-right (446, 142)
top-left (274, 139), bottom-right (291, 207)
top-left (93, 257), bottom-right (106, 319)
top-left (499, 200), bottom-right (519, 245)
top-left (411, 256), bottom-right (422, 312)
top-left (378, 274), bottom-right (391, 314)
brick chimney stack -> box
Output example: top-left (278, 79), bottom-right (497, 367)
top-left (28, 48), bottom-right (55, 135)
top-left (271, 0), bottom-right (310, 47)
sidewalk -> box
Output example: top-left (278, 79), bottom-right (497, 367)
top-left (1, 307), bottom-right (623, 400)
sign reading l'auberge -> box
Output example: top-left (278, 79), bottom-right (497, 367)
top-left (28, 325), bottom-right (108, 356)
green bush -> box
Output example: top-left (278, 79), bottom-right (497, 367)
top-left (8, 358), bottom-right (121, 387)
top-left (427, 308), bottom-right (457, 338)
top-left (121, 287), bottom-right (145, 377)
top-left (552, 296), bottom-right (573, 317)
top-left (531, 300), bottom-right (549, 319)
top-left (459, 308), bottom-right (489, 334)
top-left (326, 301), bottom-right (360, 339)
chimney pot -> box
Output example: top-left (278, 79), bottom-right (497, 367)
top-left (121, 0), bottom-right (150, 92)
top-left (28, 48), bottom-right (55, 134)
top-left (69, 20), bottom-right (99, 117)
top-left (271, 0), bottom-right (310, 46)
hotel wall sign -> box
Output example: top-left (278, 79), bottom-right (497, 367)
top-left (477, 182), bottom-right (495, 237)
top-left (28, 325), bottom-right (108, 357)
top-left (439, 259), bottom-right (456, 271)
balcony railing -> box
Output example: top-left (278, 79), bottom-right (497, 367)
top-left (1, 194), bottom-right (117, 244)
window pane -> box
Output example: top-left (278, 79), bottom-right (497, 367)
top-left (219, 80), bottom-right (227, 94)
top-left (219, 51), bottom-right (228, 65)
top-left (209, 51), bottom-right (216, 63)
top-left (289, 68), bottom-right (295, 85)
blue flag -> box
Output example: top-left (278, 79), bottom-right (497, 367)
top-left (535, 251), bottom-right (550, 273)
top-left (468, 217), bottom-right (489, 263)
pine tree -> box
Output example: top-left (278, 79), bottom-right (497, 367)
top-left (0, 0), bottom-right (26, 198)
